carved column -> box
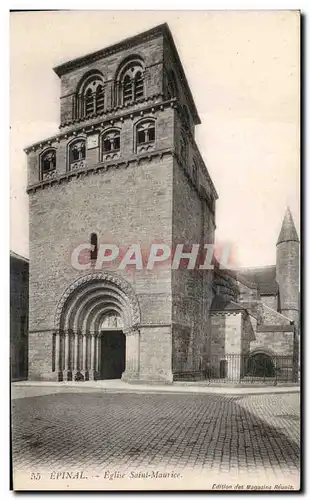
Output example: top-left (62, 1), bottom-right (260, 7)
top-left (89, 333), bottom-right (97, 381)
top-left (74, 332), bottom-right (79, 371)
top-left (64, 330), bottom-right (71, 381)
top-left (55, 330), bottom-right (62, 381)
top-left (114, 81), bottom-right (119, 107)
top-left (72, 331), bottom-right (80, 381)
top-left (65, 330), bottom-right (69, 372)
top-left (82, 334), bottom-right (88, 380)
top-left (97, 335), bottom-right (100, 371)
top-left (76, 95), bottom-right (80, 119)
top-left (122, 328), bottom-right (140, 382)
top-left (72, 94), bottom-right (76, 120)
top-left (96, 335), bottom-right (101, 374)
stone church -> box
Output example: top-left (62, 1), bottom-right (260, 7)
top-left (25, 23), bottom-right (299, 383)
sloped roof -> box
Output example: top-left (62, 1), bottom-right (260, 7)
top-left (10, 251), bottom-right (29, 264)
top-left (233, 265), bottom-right (278, 295)
top-left (277, 207), bottom-right (299, 245)
top-left (210, 296), bottom-right (246, 313)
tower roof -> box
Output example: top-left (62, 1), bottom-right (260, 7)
top-left (277, 207), bottom-right (299, 245)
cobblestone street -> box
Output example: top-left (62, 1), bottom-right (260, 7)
top-left (11, 387), bottom-right (300, 489)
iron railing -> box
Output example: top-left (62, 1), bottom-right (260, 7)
top-left (173, 353), bottom-right (299, 385)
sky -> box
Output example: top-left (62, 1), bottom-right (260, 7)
top-left (10, 10), bottom-right (300, 267)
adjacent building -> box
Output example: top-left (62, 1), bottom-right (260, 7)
top-left (10, 251), bottom-right (29, 381)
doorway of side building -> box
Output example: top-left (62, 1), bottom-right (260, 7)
top-left (100, 330), bottom-right (126, 379)
top-left (246, 352), bottom-right (275, 378)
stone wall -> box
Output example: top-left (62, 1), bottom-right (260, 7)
top-left (171, 136), bottom-right (215, 376)
top-left (139, 326), bottom-right (173, 383)
top-left (260, 294), bottom-right (278, 310)
top-left (210, 314), bottom-right (225, 352)
top-left (10, 254), bottom-right (29, 381)
top-left (28, 150), bottom-right (174, 381)
top-left (260, 303), bottom-right (292, 325)
top-left (210, 312), bottom-right (243, 379)
top-left (241, 313), bottom-right (256, 355)
top-left (276, 240), bottom-right (299, 325)
top-left (250, 330), bottom-right (295, 356)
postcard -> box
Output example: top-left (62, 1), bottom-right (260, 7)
top-left (10, 10), bottom-right (300, 491)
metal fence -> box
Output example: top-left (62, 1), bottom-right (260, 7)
top-left (173, 353), bottom-right (298, 385)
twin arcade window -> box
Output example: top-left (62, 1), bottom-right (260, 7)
top-left (39, 118), bottom-right (156, 179)
top-left (102, 129), bottom-right (120, 155)
top-left (73, 73), bottom-right (106, 119)
top-left (84, 83), bottom-right (105, 116)
top-left (122, 67), bottom-right (144, 104)
top-left (73, 60), bottom-right (145, 120)
top-left (100, 119), bottom-right (155, 158)
top-left (136, 120), bottom-right (155, 145)
top-left (40, 149), bottom-right (56, 180)
top-left (69, 139), bottom-right (86, 163)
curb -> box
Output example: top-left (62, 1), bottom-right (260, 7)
top-left (11, 382), bottom-right (300, 397)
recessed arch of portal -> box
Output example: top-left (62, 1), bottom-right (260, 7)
top-left (64, 284), bottom-right (129, 330)
top-left (70, 289), bottom-right (129, 331)
top-left (82, 300), bottom-right (128, 333)
top-left (55, 272), bottom-right (141, 333)
top-left (249, 347), bottom-right (276, 358)
top-left (94, 311), bottom-right (124, 333)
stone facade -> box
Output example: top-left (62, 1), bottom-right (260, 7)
top-left (25, 24), bottom-right (217, 383)
top-left (10, 252), bottom-right (29, 381)
top-left (25, 24), bottom-right (299, 384)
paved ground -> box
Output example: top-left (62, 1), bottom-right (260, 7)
top-left (11, 387), bottom-right (300, 489)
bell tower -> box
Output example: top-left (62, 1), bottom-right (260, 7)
top-left (25, 24), bottom-right (217, 383)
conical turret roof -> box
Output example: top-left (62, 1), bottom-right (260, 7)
top-left (277, 207), bottom-right (299, 245)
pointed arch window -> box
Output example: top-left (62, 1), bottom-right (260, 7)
top-left (40, 148), bottom-right (56, 180)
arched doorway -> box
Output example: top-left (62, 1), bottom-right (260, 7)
top-left (53, 272), bottom-right (141, 381)
top-left (246, 351), bottom-right (276, 378)
top-left (100, 313), bottom-right (126, 380)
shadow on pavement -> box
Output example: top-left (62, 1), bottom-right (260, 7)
top-left (11, 392), bottom-right (300, 475)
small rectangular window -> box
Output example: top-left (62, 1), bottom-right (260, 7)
top-left (90, 233), bottom-right (98, 261)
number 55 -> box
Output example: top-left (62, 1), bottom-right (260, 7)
top-left (30, 472), bottom-right (41, 480)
